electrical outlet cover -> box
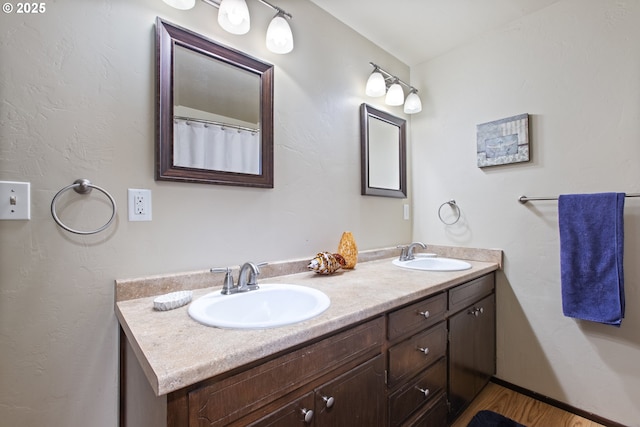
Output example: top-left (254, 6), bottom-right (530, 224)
top-left (128, 188), bottom-right (152, 221)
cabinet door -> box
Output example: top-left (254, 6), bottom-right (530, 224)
top-left (448, 293), bottom-right (495, 417)
top-left (315, 355), bottom-right (385, 427)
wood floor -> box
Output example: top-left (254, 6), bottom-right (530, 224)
top-left (450, 382), bottom-right (606, 427)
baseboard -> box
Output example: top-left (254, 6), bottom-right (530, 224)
top-left (490, 377), bottom-right (626, 427)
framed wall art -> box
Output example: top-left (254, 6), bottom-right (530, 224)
top-left (476, 113), bottom-right (529, 167)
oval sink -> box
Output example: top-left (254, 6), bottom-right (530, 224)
top-left (392, 256), bottom-right (472, 271)
top-left (188, 284), bottom-right (330, 329)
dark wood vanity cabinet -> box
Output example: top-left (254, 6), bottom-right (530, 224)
top-left (385, 272), bottom-right (495, 427)
top-left (448, 274), bottom-right (496, 420)
top-left (167, 317), bottom-right (385, 427)
top-left (164, 272), bottom-right (495, 427)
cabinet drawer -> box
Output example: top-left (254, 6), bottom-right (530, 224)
top-left (388, 357), bottom-right (446, 426)
top-left (404, 392), bottom-right (448, 427)
top-left (242, 392), bottom-right (315, 426)
top-left (388, 322), bottom-right (446, 387)
top-left (388, 292), bottom-right (446, 341)
top-left (189, 317), bottom-right (384, 427)
top-left (448, 272), bottom-right (494, 314)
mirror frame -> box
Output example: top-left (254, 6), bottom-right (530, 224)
top-left (360, 104), bottom-right (407, 198)
top-left (156, 18), bottom-right (274, 188)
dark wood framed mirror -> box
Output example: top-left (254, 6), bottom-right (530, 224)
top-left (360, 104), bottom-right (407, 198)
top-left (156, 18), bottom-right (274, 188)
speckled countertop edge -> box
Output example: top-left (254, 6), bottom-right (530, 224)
top-left (115, 245), bottom-right (502, 396)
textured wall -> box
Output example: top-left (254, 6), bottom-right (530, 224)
top-left (410, 1), bottom-right (640, 425)
top-left (0, 1), bottom-right (410, 425)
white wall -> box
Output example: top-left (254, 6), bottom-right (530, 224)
top-left (0, 1), bottom-right (410, 425)
top-left (410, 1), bottom-right (640, 425)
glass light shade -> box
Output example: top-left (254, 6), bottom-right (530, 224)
top-left (162, 0), bottom-right (195, 9)
top-left (404, 91), bottom-right (422, 114)
top-left (266, 14), bottom-right (294, 54)
top-left (385, 82), bottom-right (404, 106)
top-left (218, 0), bottom-right (250, 35)
top-left (365, 71), bottom-right (386, 97)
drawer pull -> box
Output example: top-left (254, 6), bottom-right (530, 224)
top-left (322, 395), bottom-right (335, 408)
top-left (416, 386), bottom-right (430, 398)
top-left (417, 346), bottom-right (430, 355)
top-left (301, 408), bottom-right (314, 423)
top-left (418, 310), bottom-right (430, 319)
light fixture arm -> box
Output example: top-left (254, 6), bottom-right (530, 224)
top-left (201, 0), bottom-right (291, 19)
top-left (369, 62), bottom-right (417, 94)
top-left (255, 0), bottom-right (292, 19)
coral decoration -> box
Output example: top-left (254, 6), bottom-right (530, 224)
top-left (307, 252), bottom-right (346, 275)
top-left (337, 231), bottom-right (358, 269)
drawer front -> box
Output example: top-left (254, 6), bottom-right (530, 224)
top-left (388, 322), bottom-right (446, 387)
top-left (189, 317), bottom-right (384, 427)
top-left (448, 272), bottom-right (495, 314)
top-left (405, 392), bottom-right (448, 427)
top-left (388, 292), bottom-right (447, 341)
top-left (388, 357), bottom-right (447, 426)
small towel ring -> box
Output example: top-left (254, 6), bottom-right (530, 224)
top-left (51, 179), bottom-right (117, 235)
top-left (438, 199), bottom-right (461, 225)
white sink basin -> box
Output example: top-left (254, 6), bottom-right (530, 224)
top-left (188, 284), bottom-right (330, 329)
top-left (392, 255), bottom-right (472, 271)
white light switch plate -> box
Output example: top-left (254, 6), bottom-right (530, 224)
top-left (0, 181), bottom-right (31, 220)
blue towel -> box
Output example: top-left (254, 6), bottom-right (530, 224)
top-left (558, 193), bottom-right (625, 326)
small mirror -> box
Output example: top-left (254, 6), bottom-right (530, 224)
top-left (156, 18), bottom-right (274, 187)
top-left (360, 104), bottom-right (407, 198)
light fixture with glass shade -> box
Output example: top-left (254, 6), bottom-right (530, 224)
top-left (165, 0), bottom-right (295, 54)
top-left (365, 62), bottom-right (422, 114)
top-left (385, 79), bottom-right (404, 106)
top-left (162, 0), bottom-right (196, 9)
top-left (266, 11), bottom-right (293, 54)
top-left (218, 0), bottom-right (251, 34)
top-left (365, 67), bottom-right (386, 97)
top-left (404, 90), bottom-right (422, 114)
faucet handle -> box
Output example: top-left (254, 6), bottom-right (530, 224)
top-left (397, 245), bottom-right (409, 261)
top-left (211, 267), bottom-right (235, 294)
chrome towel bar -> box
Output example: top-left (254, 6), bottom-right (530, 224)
top-left (519, 193), bottom-right (640, 204)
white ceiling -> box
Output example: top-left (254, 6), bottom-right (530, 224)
top-left (308, 0), bottom-right (562, 66)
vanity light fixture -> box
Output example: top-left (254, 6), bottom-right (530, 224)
top-left (166, 0), bottom-right (295, 54)
top-left (365, 66), bottom-right (386, 97)
top-left (385, 79), bottom-right (404, 106)
top-left (365, 62), bottom-right (422, 114)
top-left (217, 0), bottom-right (251, 35)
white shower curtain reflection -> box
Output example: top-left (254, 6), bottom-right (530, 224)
top-left (174, 119), bottom-right (261, 175)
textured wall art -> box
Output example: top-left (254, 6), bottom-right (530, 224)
top-left (476, 113), bottom-right (529, 167)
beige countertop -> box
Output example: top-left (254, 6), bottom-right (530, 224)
top-left (116, 245), bottom-right (501, 396)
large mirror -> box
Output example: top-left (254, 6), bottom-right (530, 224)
top-left (360, 104), bottom-right (407, 198)
top-left (156, 18), bottom-right (274, 187)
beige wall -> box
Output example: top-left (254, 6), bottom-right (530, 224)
top-left (0, 1), bottom-right (410, 425)
top-left (410, 1), bottom-right (640, 425)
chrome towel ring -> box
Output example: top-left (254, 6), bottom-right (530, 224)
top-left (438, 199), bottom-right (461, 225)
top-left (51, 179), bottom-right (117, 235)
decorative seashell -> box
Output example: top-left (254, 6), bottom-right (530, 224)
top-left (308, 252), bottom-right (346, 275)
top-left (337, 231), bottom-right (358, 269)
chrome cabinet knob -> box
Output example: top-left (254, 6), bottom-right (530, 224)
top-left (416, 386), bottom-right (430, 398)
top-left (418, 310), bottom-right (430, 319)
top-left (468, 306), bottom-right (484, 316)
top-left (301, 408), bottom-right (314, 423)
top-left (417, 346), bottom-right (430, 355)
top-left (322, 395), bottom-right (335, 408)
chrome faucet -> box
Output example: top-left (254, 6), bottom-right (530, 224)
top-left (237, 262), bottom-right (261, 292)
top-left (211, 261), bottom-right (267, 294)
top-left (398, 242), bottom-right (426, 261)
